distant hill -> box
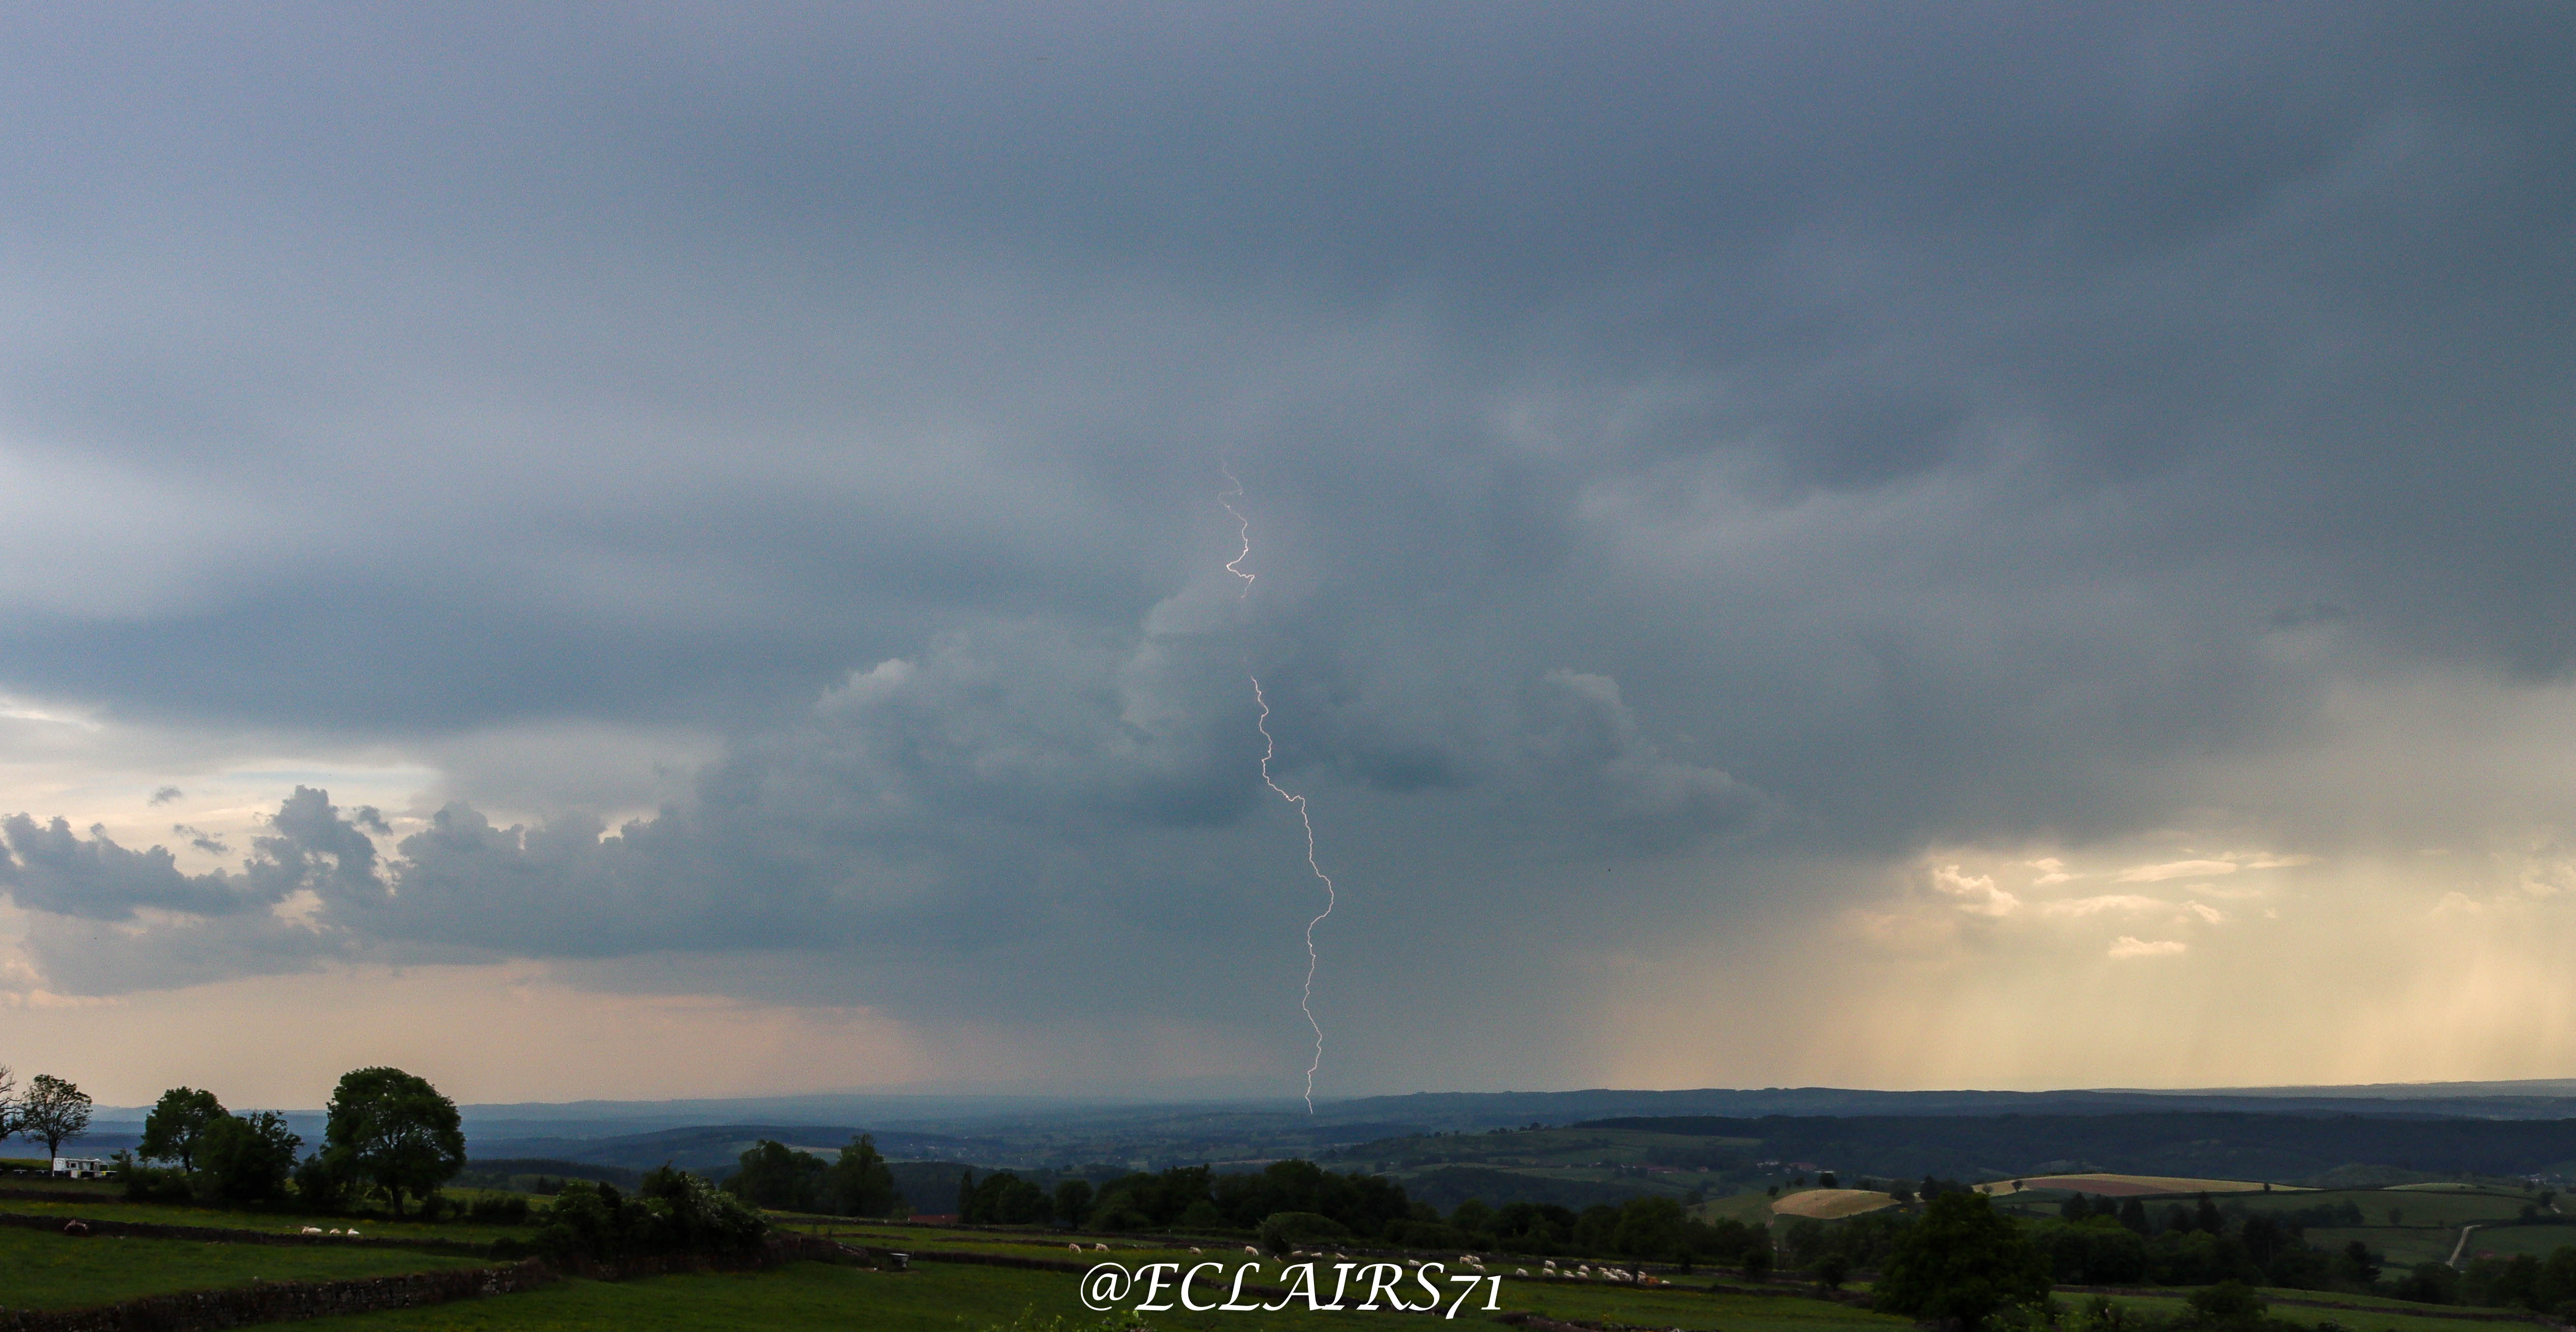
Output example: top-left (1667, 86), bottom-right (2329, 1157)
top-left (1572, 1112), bottom-right (2576, 1182)
top-left (464, 1123), bottom-right (1003, 1178)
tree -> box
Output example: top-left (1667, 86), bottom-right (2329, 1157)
top-left (967, 1171), bottom-right (1053, 1226)
top-left (1614, 1196), bottom-right (1688, 1262)
top-left (321, 1066), bottom-right (464, 1218)
top-left (197, 1111), bottom-right (301, 1203)
top-left (0, 1064), bottom-right (17, 1141)
top-left (722, 1140), bottom-right (826, 1211)
top-left (1874, 1190), bottom-right (2052, 1332)
top-left (2184, 1280), bottom-right (2268, 1329)
top-left (1054, 1178), bottom-right (1094, 1228)
top-left (139, 1087), bottom-right (227, 1174)
top-left (19, 1074), bottom-right (93, 1159)
top-left (823, 1133), bottom-right (902, 1217)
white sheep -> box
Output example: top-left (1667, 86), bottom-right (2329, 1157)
top-left (345, 1229), bottom-right (361, 1238)
top-left (1068, 1243), bottom-right (1081, 1253)
top-left (300, 1227), bottom-right (323, 1235)
top-left (1516, 1268), bottom-right (1530, 1277)
top-left (328, 1229), bottom-right (344, 1236)
top-left (1244, 1245), bottom-right (1259, 1255)
top-left (1093, 1243), bottom-right (1108, 1252)
top-left (1190, 1246), bottom-right (1202, 1254)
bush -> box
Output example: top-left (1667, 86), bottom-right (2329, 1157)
top-left (293, 1153), bottom-right (356, 1213)
top-left (1257, 1211), bottom-right (1352, 1255)
top-left (533, 1168), bottom-right (768, 1263)
top-left (469, 1193), bottom-right (532, 1224)
top-left (2183, 1281), bottom-right (2267, 1329)
top-left (119, 1163), bottom-right (194, 1203)
top-left (197, 1112), bottom-right (301, 1204)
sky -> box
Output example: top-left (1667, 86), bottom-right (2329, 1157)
top-left (3, 2), bottom-right (2575, 1108)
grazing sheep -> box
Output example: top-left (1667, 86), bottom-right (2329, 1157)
top-left (329, 1229), bottom-right (343, 1236)
top-left (301, 1227), bottom-right (324, 1235)
top-left (1516, 1268), bottom-right (1530, 1277)
top-left (1068, 1243), bottom-right (1081, 1253)
top-left (1244, 1245), bottom-right (1259, 1255)
top-left (1190, 1246), bottom-right (1202, 1254)
top-left (345, 1229), bottom-right (361, 1238)
top-left (1093, 1243), bottom-right (1108, 1252)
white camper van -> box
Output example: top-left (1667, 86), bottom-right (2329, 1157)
top-left (51, 1157), bottom-right (109, 1179)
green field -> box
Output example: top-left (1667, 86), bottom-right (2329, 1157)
top-left (0, 1197), bottom-right (526, 1245)
top-left (2455, 1224), bottom-right (2576, 1261)
top-left (281, 1259), bottom-right (1913, 1332)
top-left (0, 1223), bottom-right (486, 1311)
top-left (2082, 1289), bottom-right (2539, 1332)
top-left (2233, 1189), bottom-right (2541, 1228)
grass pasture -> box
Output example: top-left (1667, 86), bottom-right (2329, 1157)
top-left (0, 1223), bottom-right (485, 1311)
top-left (2455, 1223), bottom-right (2576, 1262)
top-left (1773, 1188), bottom-right (1899, 1220)
top-left (1981, 1174), bottom-right (2285, 1197)
top-left (2244, 1189), bottom-right (2540, 1229)
top-left (282, 1258), bottom-right (1915, 1332)
top-left (2303, 1227), bottom-right (2467, 1269)
top-left (0, 1197), bottom-right (527, 1246)
top-left (2078, 1289), bottom-right (2540, 1332)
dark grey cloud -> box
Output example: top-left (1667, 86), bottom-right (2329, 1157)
top-left (0, 3), bottom-right (2571, 1077)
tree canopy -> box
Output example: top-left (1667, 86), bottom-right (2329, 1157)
top-left (139, 1087), bottom-right (227, 1173)
top-left (19, 1074), bottom-right (93, 1157)
top-left (322, 1066), bottom-right (464, 1218)
top-left (1875, 1190), bottom-right (2052, 1331)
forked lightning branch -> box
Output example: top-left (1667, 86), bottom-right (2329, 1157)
top-left (1220, 470), bottom-right (1341, 1114)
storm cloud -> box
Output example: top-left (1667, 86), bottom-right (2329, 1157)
top-left (2, 3), bottom-right (2573, 1097)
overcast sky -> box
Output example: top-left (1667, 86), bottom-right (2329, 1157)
top-left (4, 2), bottom-right (2574, 1107)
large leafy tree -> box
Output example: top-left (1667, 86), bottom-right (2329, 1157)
top-left (322, 1067), bottom-right (464, 1218)
top-left (723, 1139), bottom-right (826, 1211)
top-left (139, 1087), bottom-right (227, 1173)
top-left (19, 1074), bottom-right (93, 1159)
top-left (1875, 1191), bottom-right (2052, 1332)
top-left (199, 1111), bottom-right (303, 1203)
top-left (824, 1133), bottom-right (903, 1217)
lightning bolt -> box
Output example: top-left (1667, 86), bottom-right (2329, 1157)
top-left (1221, 469), bottom-right (1335, 1113)
top-left (1218, 468), bottom-right (1256, 598)
top-left (1252, 676), bottom-right (1336, 1115)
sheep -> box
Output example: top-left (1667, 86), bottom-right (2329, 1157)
top-left (1068, 1243), bottom-right (1082, 1253)
top-left (1093, 1243), bottom-right (1108, 1252)
top-left (1190, 1246), bottom-right (1202, 1254)
top-left (345, 1229), bottom-right (361, 1238)
top-left (1516, 1268), bottom-right (1530, 1277)
top-left (300, 1227), bottom-right (324, 1236)
top-left (329, 1229), bottom-right (344, 1236)
top-left (1243, 1245), bottom-right (1259, 1255)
